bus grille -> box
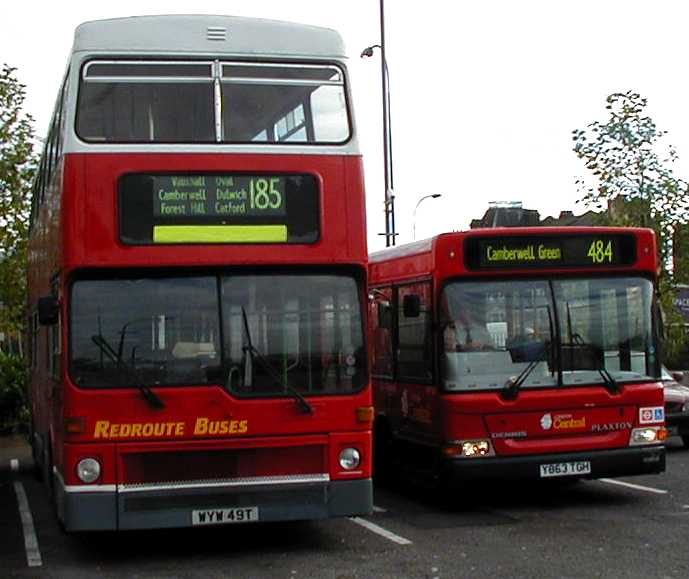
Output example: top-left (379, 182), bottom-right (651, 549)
top-left (120, 446), bottom-right (326, 485)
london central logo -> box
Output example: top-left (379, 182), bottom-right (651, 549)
top-left (540, 413), bottom-right (553, 430)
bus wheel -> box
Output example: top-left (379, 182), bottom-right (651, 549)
top-left (30, 423), bottom-right (43, 481)
top-left (41, 441), bottom-right (55, 502)
top-left (374, 420), bottom-right (396, 486)
top-left (681, 435), bottom-right (689, 449)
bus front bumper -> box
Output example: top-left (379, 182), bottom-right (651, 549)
top-left (55, 475), bottom-right (372, 531)
top-left (441, 445), bottom-right (665, 483)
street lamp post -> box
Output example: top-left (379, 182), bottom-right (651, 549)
top-left (361, 0), bottom-right (396, 246)
top-left (412, 194), bottom-right (442, 240)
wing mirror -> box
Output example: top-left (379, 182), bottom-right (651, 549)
top-left (38, 296), bottom-right (60, 325)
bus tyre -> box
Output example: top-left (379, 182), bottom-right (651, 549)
top-left (42, 442), bottom-right (55, 504)
top-left (681, 435), bottom-right (689, 449)
top-left (30, 424), bottom-right (43, 482)
top-left (374, 421), bottom-right (395, 486)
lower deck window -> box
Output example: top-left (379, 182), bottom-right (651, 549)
top-left (70, 272), bottom-right (366, 396)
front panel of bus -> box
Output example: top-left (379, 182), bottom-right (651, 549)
top-left (369, 229), bottom-right (665, 486)
top-left (30, 50), bottom-right (372, 530)
top-left (434, 231), bottom-right (665, 481)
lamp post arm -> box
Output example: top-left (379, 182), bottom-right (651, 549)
top-left (412, 194), bottom-right (442, 240)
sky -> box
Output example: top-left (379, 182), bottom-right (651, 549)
top-left (3, 0), bottom-right (689, 251)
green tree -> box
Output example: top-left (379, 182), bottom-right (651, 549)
top-left (572, 91), bottom-right (689, 366)
top-left (0, 64), bottom-right (38, 352)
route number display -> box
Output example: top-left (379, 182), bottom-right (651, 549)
top-left (466, 234), bottom-right (636, 270)
top-left (120, 173), bottom-right (320, 244)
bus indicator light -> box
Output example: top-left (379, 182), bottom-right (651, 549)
top-left (65, 417), bottom-right (86, 435)
top-left (356, 406), bottom-right (374, 423)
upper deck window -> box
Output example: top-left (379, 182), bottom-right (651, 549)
top-left (76, 60), bottom-right (350, 144)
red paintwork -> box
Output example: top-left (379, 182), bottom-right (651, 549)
top-left (61, 153), bottom-right (367, 269)
top-left (370, 228), bottom-right (664, 467)
top-left (28, 151), bottom-right (372, 490)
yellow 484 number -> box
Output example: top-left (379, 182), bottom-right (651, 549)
top-left (587, 239), bottom-right (614, 263)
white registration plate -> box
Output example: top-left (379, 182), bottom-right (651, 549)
top-left (192, 506), bottom-right (259, 526)
top-left (539, 461), bottom-right (591, 478)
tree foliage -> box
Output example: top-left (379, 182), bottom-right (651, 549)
top-left (0, 64), bottom-right (38, 341)
top-left (573, 91), bottom-right (689, 366)
top-left (0, 350), bottom-right (28, 433)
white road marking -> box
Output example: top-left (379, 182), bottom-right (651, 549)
top-left (348, 516), bottom-right (412, 545)
top-left (13, 481), bottom-right (43, 567)
top-left (10, 459), bottom-right (19, 472)
top-left (599, 478), bottom-right (668, 495)
top-left (372, 505), bottom-right (387, 513)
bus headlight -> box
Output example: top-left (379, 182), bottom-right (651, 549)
top-left (76, 458), bottom-right (101, 483)
top-left (339, 448), bottom-right (361, 470)
top-left (443, 440), bottom-right (494, 458)
top-left (461, 440), bottom-right (492, 457)
top-left (629, 427), bottom-right (664, 446)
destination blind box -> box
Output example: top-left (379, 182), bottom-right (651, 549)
top-left (464, 233), bottom-right (637, 270)
top-left (119, 173), bottom-right (319, 244)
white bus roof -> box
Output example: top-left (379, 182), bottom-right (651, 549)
top-left (73, 15), bottom-right (347, 59)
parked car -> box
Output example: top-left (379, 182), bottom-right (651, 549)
top-left (661, 366), bottom-right (689, 448)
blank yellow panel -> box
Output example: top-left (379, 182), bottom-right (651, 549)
top-left (153, 225), bottom-right (288, 243)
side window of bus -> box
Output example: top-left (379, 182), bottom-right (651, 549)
top-left (397, 282), bottom-right (433, 382)
top-left (48, 281), bottom-right (61, 379)
top-left (370, 287), bottom-right (394, 378)
top-left (54, 73), bottom-right (69, 160)
top-left (29, 313), bottom-right (39, 370)
top-left (30, 72), bottom-right (67, 234)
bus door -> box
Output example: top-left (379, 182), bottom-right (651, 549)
top-left (395, 282), bottom-right (436, 443)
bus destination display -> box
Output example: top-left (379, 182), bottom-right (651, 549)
top-left (153, 175), bottom-right (286, 218)
top-left (465, 234), bottom-right (636, 270)
top-left (119, 173), bottom-right (319, 245)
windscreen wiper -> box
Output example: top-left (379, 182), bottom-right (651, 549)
top-left (240, 308), bottom-right (314, 415)
top-left (91, 335), bottom-right (165, 409)
top-left (598, 366), bottom-right (619, 395)
top-left (568, 332), bottom-right (620, 395)
top-left (503, 305), bottom-right (553, 401)
top-left (502, 360), bottom-right (540, 400)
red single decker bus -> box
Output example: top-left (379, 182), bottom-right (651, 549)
top-left (369, 227), bottom-right (666, 487)
top-left (27, 15), bottom-right (372, 531)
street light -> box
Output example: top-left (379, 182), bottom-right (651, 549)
top-left (412, 194), bottom-right (442, 240)
top-left (361, 0), bottom-right (396, 246)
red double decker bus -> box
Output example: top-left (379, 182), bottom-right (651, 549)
top-left (369, 227), bottom-right (666, 486)
top-left (27, 15), bottom-right (372, 531)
